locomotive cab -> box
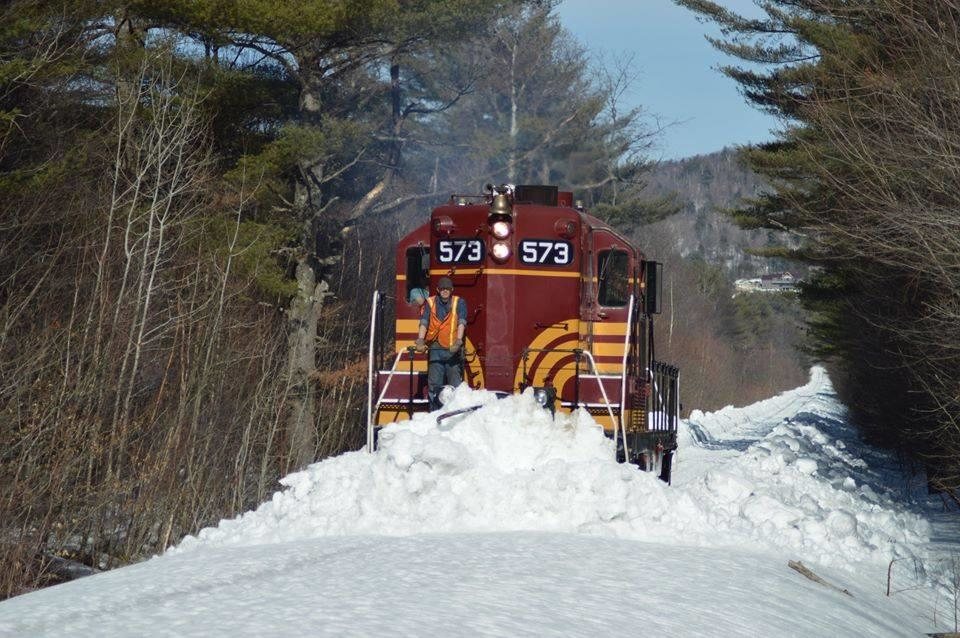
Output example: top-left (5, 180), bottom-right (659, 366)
top-left (366, 185), bottom-right (680, 481)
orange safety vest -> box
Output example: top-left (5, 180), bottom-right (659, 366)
top-left (424, 295), bottom-right (460, 348)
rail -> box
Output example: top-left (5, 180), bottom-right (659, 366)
top-left (648, 361), bottom-right (680, 433)
top-left (520, 346), bottom-right (626, 458)
top-left (367, 289), bottom-right (419, 453)
top-left (366, 350), bottom-right (413, 453)
top-left (619, 295), bottom-right (635, 462)
top-left (366, 290), bottom-right (379, 452)
top-left (582, 350), bottom-right (628, 460)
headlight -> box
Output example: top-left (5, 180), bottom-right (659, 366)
top-left (491, 220), bottom-right (511, 239)
top-left (491, 242), bottom-right (511, 262)
top-left (533, 387), bottom-right (557, 413)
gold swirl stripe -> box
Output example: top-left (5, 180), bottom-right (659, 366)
top-left (512, 318), bottom-right (579, 390)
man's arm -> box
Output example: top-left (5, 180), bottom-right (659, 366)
top-left (418, 302), bottom-right (431, 335)
top-left (416, 303), bottom-right (429, 351)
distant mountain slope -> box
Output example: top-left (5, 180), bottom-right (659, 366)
top-left (641, 148), bottom-right (796, 278)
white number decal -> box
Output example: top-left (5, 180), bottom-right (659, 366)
top-left (519, 240), bottom-right (572, 266)
top-left (436, 239), bottom-right (484, 264)
top-left (538, 241), bottom-right (552, 263)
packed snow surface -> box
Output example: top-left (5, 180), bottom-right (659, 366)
top-left (0, 366), bottom-right (953, 636)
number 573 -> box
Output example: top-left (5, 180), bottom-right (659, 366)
top-left (520, 240), bottom-right (570, 265)
top-left (437, 239), bottom-right (483, 263)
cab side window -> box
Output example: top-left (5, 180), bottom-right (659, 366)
top-left (598, 249), bottom-right (629, 307)
top-left (405, 247), bottom-right (429, 303)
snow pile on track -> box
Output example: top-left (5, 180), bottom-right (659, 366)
top-left (173, 368), bottom-right (929, 570)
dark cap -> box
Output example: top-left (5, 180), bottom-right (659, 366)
top-left (437, 276), bottom-right (454, 290)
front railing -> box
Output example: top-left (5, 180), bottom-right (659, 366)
top-left (648, 361), bottom-right (680, 433)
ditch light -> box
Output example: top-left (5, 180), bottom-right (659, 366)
top-left (533, 386), bottom-right (557, 414)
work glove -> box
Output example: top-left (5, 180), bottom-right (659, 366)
top-left (414, 337), bottom-right (427, 353)
top-left (448, 339), bottom-right (462, 354)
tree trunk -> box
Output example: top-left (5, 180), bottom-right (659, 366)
top-left (285, 254), bottom-right (327, 470)
top-left (283, 67), bottom-right (329, 471)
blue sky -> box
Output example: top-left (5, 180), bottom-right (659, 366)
top-left (556, 0), bottom-right (780, 160)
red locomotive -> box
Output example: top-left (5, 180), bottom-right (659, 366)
top-left (366, 184), bottom-right (679, 482)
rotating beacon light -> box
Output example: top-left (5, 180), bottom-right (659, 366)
top-left (432, 215), bottom-right (455, 236)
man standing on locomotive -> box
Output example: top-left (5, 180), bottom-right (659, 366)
top-left (415, 276), bottom-right (467, 411)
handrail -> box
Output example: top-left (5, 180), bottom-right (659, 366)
top-left (521, 342), bottom-right (630, 461)
top-left (366, 290), bottom-right (380, 453)
top-left (580, 350), bottom-right (626, 460)
top-left (619, 295), bottom-right (634, 463)
top-left (367, 350), bottom-right (407, 453)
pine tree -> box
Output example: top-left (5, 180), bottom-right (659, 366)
top-left (675, 0), bottom-right (960, 490)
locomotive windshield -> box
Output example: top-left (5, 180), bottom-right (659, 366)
top-left (404, 246), bottom-right (430, 302)
top-left (598, 249), bottom-right (630, 307)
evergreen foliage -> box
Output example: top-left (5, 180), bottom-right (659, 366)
top-left (676, 0), bottom-right (960, 491)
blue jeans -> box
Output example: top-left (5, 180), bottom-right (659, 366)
top-left (427, 347), bottom-right (463, 411)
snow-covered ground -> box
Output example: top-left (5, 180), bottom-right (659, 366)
top-left (1, 366), bottom-right (956, 636)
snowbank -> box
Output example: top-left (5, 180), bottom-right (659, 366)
top-left (679, 368), bottom-right (929, 567)
top-left (173, 368), bottom-right (929, 571)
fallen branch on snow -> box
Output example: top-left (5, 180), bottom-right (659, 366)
top-left (788, 560), bottom-right (853, 597)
